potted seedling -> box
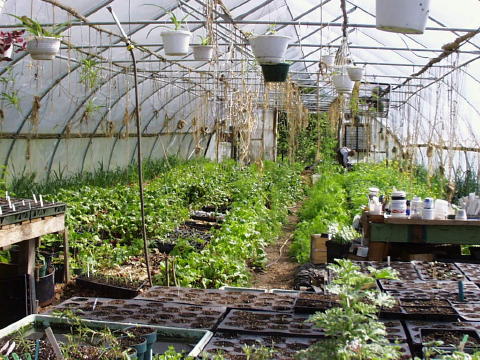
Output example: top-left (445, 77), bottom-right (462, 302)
top-left (376, 0), bottom-right (431, 34)
top-left (11, 15), bottom-right (63, 60)
top-left (249, 24), bottom-right (290, 64)
top-left (192, 35), bottom-right (214, 61)
top-left (331, 66), bottom-right (354, 94)
top-left (325, 224), bottom-right (357, 262)
top-left (146, 6), bottom-right (191, 56)
top-left (0, 30), bottom-right (26, 61)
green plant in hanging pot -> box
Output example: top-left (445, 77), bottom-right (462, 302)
top-left (79, 58), bottom-right (101, 89)
top-left (10, 15), bottom-right (64, 60)
top-left (249, 24), bottom-right (291, 64)
top-left (145, 5), bottom-right (191, 56)
top-left (192, 35), bottom-right (214, 61)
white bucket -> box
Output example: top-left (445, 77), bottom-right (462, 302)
top-left (332, 73), bottom-right (354, 94)
top-left (423, 208), bottom-right (435, 220)
top-left (192, 45), bottom-right (214, 61)
top-left (347, 66), bottom-right (364, 82)
top-left (26, 37), bottom-right (61, 60)
top-left (376, 0), bottom-right (431, 35)
top-left (390, 190), bottom-right (407, 217)
top-left (161, 30), bottom-right (192, 56)
top-left (250, 35), bottom-right (290, 64)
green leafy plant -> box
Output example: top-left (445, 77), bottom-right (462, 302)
top-left (295, 259), bottom-right (400, 360)
top-left (144, 5), bottom-right (189, 36)
top-left (0, 90), bottom-right (20, 110)
top-left (10, 15), bottom-right (65, 38)
top-left (265, 24), bottom-right (278, 35)
top-left (197, 35), bottom-right (212, 46)
top-left (79, 58), bottom-right (101, 89)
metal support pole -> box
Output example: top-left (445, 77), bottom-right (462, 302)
top-left (107, 6), bottom-right (153, 287)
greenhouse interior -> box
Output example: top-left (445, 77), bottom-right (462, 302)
top-left (1, 0), bottom-right (480, 358)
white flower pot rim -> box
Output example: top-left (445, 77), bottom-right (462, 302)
top-left (192, 45), bottom-right (214, 49)
top-left (161, 30), bottom-right (192, 36)
top-left (251, 34), bottom-right (291, 40)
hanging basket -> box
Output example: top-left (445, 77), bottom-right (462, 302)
top-left (347, 66), bottom-right (364, 82)
top-left (332, 72), bottom-right (354, 94)
top-left (26, 37), bottom-right (61, 60)
top-left (261, 63), bottom-right (290, 82)
top-left (376, 0), bottom-right (431, 34)
top-left (250, 35), bottom-right (290, 64)
top-left (0, 0), bottom-right (5, 14)
top-left (161, 30), bottom-right (192, 56)
top-left (192, 45), bottom-right (214, 61)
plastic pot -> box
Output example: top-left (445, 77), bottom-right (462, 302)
top-left (0, 1), bottom-right (5, 14)
top-left (161, 30), bottom-right (192, 56)
top-left (332, 73), bottom-right (354, 94)
top-left (54, 263), bottom-right (65, 284)
top-left (1, 46), bottom-right (13, 61)
top-left (26, 37), bottom-right (61, 60)
top-left (36, 268), bottom-right (55, 307)
top-left (326, 240), bottom-right (351, 262)
top-left (376, 0), bottom-right (431, 34)
top-left (320, 54), bottom-right (335, 67)
top-left (250, 35), bottom-right (290, 64)
top-left (120, 336), bottom-right (147, 360)
top-left (192, 45), bottom-right (214, 61)
top-left (347, 66), bottom-right (364, 82)
top-left (260, 63), bottom-right (290, 82)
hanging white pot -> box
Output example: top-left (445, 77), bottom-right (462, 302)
top-left (0, 0), bottom-right (5, 14)
top-left (161, 30), bottom-right (192, 56)
top-left (250, 34), bottom-right (290, 64)
top-left (26, 37), bottom-right (61, 60)
top-left (376, 0), bottom-right (431, 34)
top-left (192, 45), bottom-right (214, 61)
top-left (332, 73), bottom-right (354, 94)
top-left (320, 54), bottom-right (335, 67)
top-left (347, 66), bottom-right (364, 82)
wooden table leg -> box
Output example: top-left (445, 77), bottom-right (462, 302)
top-left (63, 230), bottom-right (70, 283)
top-left (368, 242), bottom-right (387, 261)
top-left (17, 238), bottom-right (37, 314)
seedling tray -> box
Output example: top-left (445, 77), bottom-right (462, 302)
top-left (137, 286), bottom-right (297, 312)
top-left (352, 261), bottom-right (420, 280)
top-left (413, 261), bottom-right (464, 281)
top-left (405, 320), bottom-right (480, 350)
top-left (378, 280), bottom-right (480, 302)
top-left (0, 314), bottom-right (213, 357)
top-left (51, 297), bottom-right (227, 331)
top-left (219, 286), bottom-right (267, 293)
top-left (203, 332), bottom-right (317, 359)
top-left (76, 276), bottom-right (145, 299)
top-left (382, 320), bottom-right (407, 342)
top-left (0, 208), bottom-right (31, 226)
top-left (217, 309), bottom-right (324, 337)
top-left (30, 202), bottom-right (66, 220)
top-left (455, 263), bottom-right (480, 283)
top-left (452, 302), bottom-right (480, 321)
top-left (401, 305), bottom-right (459, 321)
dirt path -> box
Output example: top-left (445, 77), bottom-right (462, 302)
top-left (252, 204), bottom-right (301, 290)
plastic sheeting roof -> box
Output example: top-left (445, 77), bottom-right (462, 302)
top-left (0, 0), bottom-right (479, 176)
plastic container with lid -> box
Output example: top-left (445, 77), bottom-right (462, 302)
top-left (390, 190), bottom-right (407, 217)
top-left (410, 196), bottom-right (423, 219)
top-left (424, 197), bottom-right (434, 209)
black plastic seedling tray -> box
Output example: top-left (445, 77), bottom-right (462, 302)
top-left (217, 309), bottom-right (324, 337)
top-left (452, 302), bottom-right (480, 322)
top-left (382, 320), bottom-right (407, 342)
top-left (0, 208), bottom-right (31, 226)
top-left (30, 202), bottom-right (67, 220)
top-left (137, 286), bottom-right (297, 312)
top-left (203, 332), bottom-right (318, 359)
top-left (76, 276), bottom-right (145, 299)
top-left (413, 261), bottom-right (464, 281)
top-left (352, 261), bottom-right (420, 280)
top-left (52, 297), bottom-right (227, 331)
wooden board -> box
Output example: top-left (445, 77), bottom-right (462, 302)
top-left (0, 215), bottom-right (65, 248)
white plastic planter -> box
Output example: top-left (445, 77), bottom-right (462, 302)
top-left (192, 45), bottom-right (214, 61)
top-left (161, 30), bottom-right (192, 56)
top-left (376, 0), bottom-right (431, 34)
top-left (347, 66), bottom-right (364, 82)
top-left (0, 0), bottom-right (5, 14)
top-left (320, 54), bottom-right (335, 67)
top-left (250, 35), bottom-right (290, 64)
top-left (26, 37), bottom-right (61, 60)
top-left (332, 73), bottom-right (354, 94)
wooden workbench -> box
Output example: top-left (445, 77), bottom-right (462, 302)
top-left (364, 213), bottom-right (480, 261)
top-left (0, 214), bottom-right (67, 313)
